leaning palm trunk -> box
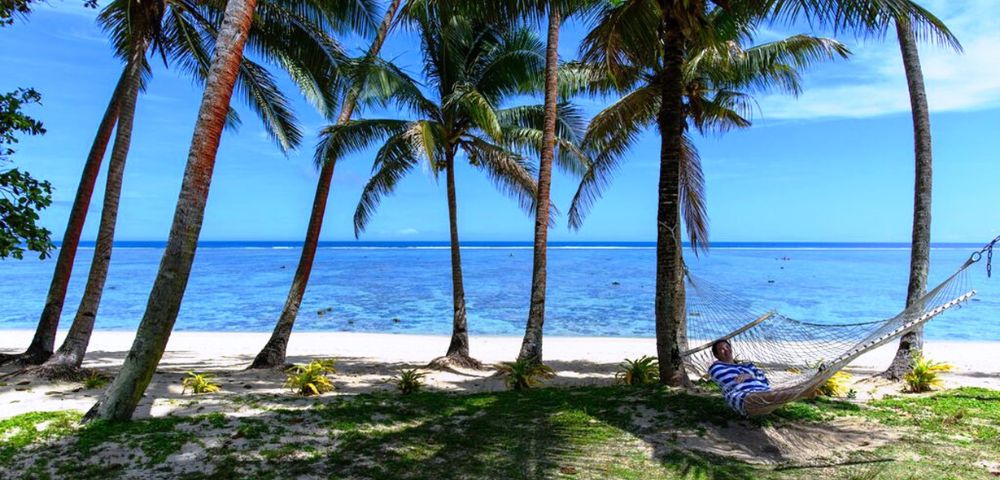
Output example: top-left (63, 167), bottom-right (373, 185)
top-left (653, 11), bottom-right (687, 386)
top-left (517, 5), bottom-right (560, 365)
top-left (85, 0), bottom-right (257, 422)
top-left (36, 46), bottom-right (147, 376)
top-left (0, 74), bottom-right (126, 367)
top-left (429, 151), bottom-right (481, 370)
top-left (250, 0), bottom-right (402, 369)
top-left (884, 17), bottom-right (932, 379)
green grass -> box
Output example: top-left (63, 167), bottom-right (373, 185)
top-left (1, 387), bottom-right (998, 479)
top-left (0, 411), bottom-right (81, 464)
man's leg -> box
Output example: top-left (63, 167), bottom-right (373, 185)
top-left (743, 386), bottom-right (820, 417)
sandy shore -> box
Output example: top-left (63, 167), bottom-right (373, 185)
top-left (1, 330), bottom-right (997, 420)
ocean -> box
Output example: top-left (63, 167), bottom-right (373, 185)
top-left (1, 242), bottom-right (997, 340)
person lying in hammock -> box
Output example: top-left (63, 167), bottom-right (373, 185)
top-left (708, 339), bottom-right (817, 417)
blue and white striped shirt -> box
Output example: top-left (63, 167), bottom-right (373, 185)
top-left (709, 361), bottom-right (771, 411)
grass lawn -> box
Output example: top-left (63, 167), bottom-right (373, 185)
top-left (1, 386), bottom-right (997, 479)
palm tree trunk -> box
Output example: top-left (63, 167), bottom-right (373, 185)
top-left (430, 149), bottom-right (480, 370)
top-left (85, 0), bottom-right (257, 422)
top-left (517, 4), bottom-right (560, 365)
top-left (884, 17), bottom-right (932, 380)
top-left (39, 47), bottom-right (146, 374)
top-left (250, 0), bottom-right (402, 369)
top-left (653, 9), bottom-right (687, 386)
top-left (0, 73), bottom-right (126, 366)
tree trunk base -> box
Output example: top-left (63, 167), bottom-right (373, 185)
top-left (0, 349), bottom-right (52, 367)
top-left (23, 363), bottom-right (103, 382)
top-left (878, 359), bottom-right (913, 381)
top-left (427, 352), bottom-right (483, 371)
top-left (247, 347), bottom-right (288, 370)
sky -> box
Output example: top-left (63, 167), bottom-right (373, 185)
top-left (1, 0), bottom-right (998, 243)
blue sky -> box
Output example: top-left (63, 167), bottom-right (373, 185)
top-left (2, 1), bottom-right (998, 243)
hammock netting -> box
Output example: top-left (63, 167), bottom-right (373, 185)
top-left (679, 244), bottom-right (993, 412)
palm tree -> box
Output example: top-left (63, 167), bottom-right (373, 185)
top-left (249, 0), bottom-right (403, 370)
top-left (408, 0), bottom-right (594, 366)
top-left (4, 0), bottom-right (377, 369)
top-left (320, 4), bottom-right (585, 369)
top-left (571, 2), bottom-right (859, 384)
top-left (27, 0), bottom-right (163, 378)
top-left (572, 0), bottom-right (956, 386)
top-left (883, 15), bottom-right (962, 379)
top-left (86, 0), bottom-right (259, 422)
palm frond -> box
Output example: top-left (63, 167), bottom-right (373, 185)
top-left (579, 0), bottom-right (659, 84)
top-left (445, 84), bottom-right (502, 140)
top-left (314, 118), bottom-right (411, 168)
top-left (680, 134), bottom-right (708, 253)
top-left (768, 0), bottom-right (961, 50)
top-left (569, 84), bottom-right (658, 230)
top-left (461, 137), bottom-right (538, 216)
top-left (496, 103), bottom-right (589, 176)
top-left (353, 128), bottom-right (421, 237)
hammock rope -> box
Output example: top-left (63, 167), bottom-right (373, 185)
top-left (681, 235), bottom-right (999, 413)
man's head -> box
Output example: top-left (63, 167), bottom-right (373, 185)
top-left (711, 339), bottom-right (733, 362)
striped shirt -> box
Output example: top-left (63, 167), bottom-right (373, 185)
top-left (709, 361), bottom-right (771, 414)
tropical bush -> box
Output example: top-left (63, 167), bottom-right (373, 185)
top-left (82, 371), bottom-right (108, 389)
top-left (285, 359), bottom-right (337, 396)
top-left (615, 356), bottom-right (659, 386)
top-left (495, 359), bottom-right (555, 391)
top-left (182, 372), bottom-right (221, 395)
top-left (905, 354), bottom-right (953, 393)
top-left (818, 371), bottom-right (853, 397)
top-left (395, 368), bottom-right (427, 395)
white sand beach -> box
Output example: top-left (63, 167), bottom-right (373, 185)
top-left (1, 330), bottom-right (997, 420)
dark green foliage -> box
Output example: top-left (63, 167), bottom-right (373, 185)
top-left (2, 388), bottom-right (999, 478)
top-left (0, 0), bottom-right (97, 27)
top-left (0, 411), bottom-right (80, 465)
top-left (0, 88), bottom-right (53, 260)
top-left (495, 358), bottom-right (556, 390)
top-left (394, 368), bottom-right (427, 395)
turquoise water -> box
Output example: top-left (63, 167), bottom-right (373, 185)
top-left (0, 242), bottom-right (997, 340)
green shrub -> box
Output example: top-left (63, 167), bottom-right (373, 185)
top-left (82, 371), bottom-right (109, 390)
top-left (495, 358), bottom-right (555, 391)
top-left (395, 369), bottom-right (427, 395)
top-left (285, 359), bottom-right (336, 396)
top-left (615, 355), bottom-right (659, 385)
top-left (819, 371), bottom-right (853, 397)
top-left (905, 354), bottom-right (953, 393)
top-left (181, 372), bottom-right (221, 395)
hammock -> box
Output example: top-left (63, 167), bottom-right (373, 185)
top-left (681, 236), bottom-right (997, 415)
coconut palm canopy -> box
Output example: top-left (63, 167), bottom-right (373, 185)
top-left (97, 0), bottom-right (381, 151)
top-left (567, 5), bottom-right (851, 252)
top-left (313, 3), bottom-right (589, 235)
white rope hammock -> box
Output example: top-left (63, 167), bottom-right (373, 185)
top-left (681, 236), bottom-right (997, 412)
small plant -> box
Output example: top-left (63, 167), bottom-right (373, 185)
top-left (285, 359), bottom-right (336, 396)
top-left (395, 368), bottom-right (427, 395)
top-left (495, 358), bottom-right (555, 391)
top-left (182, 372), bottom-right (221, 395)
top-left (904, 354), bottom-right (953, 393)
top-left (615, 356), bottom-right (659, 386)
top-left (819, 371), bottom-right (853, 397)
top-left (846, 389), bottom-right (858, 400)
top-left (82, 371), bottom-right (109, 389)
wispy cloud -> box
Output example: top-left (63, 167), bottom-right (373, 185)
top-left (756, 1), bottom-right (1000, 120)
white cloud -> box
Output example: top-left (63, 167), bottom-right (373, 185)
top-left (756, 1), bottom-right (1000, 120)
top-left (397, 228), bottom-right (419, 235)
